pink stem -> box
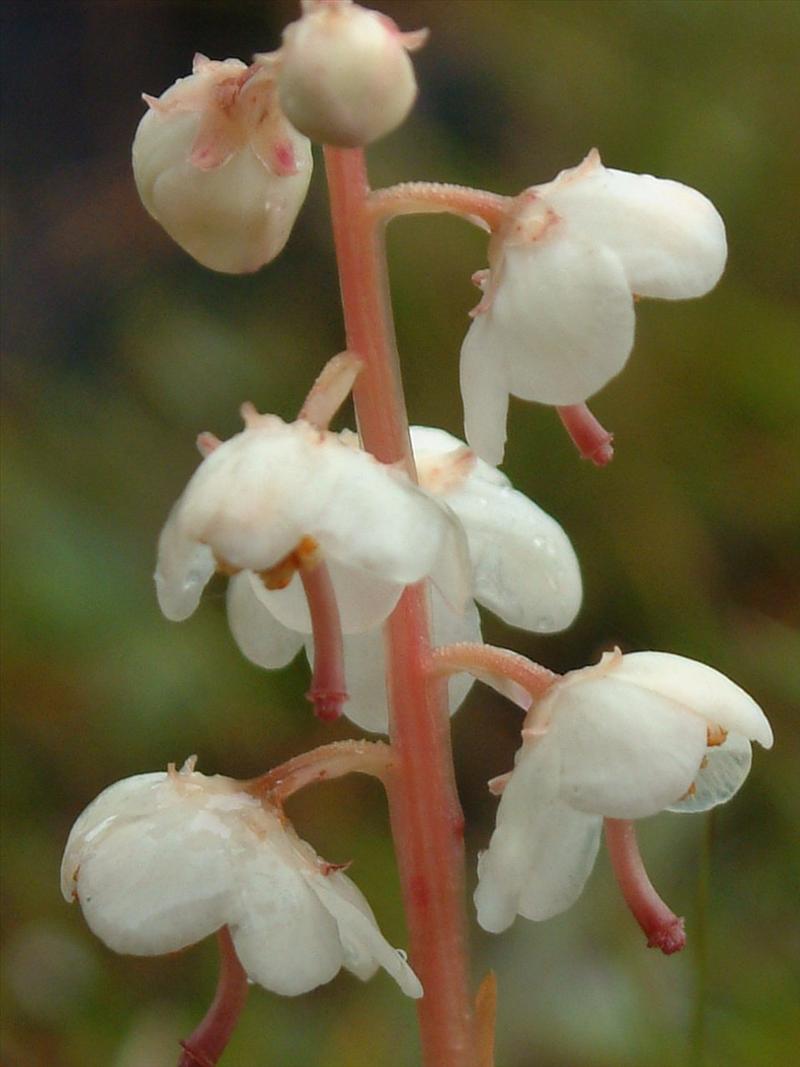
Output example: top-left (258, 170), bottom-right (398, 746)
top-left (299, 559), bottom-right (348, 722)
top-left (247, 739), bottom-right (393, 805)
top-left (604, 819), bottom-right (687, 955)
top-left (178, 927), bottom-right (248, 1067)
top-left (325, 144), bottom-right (478, 1067)
top-left (369, 181), bottom-right (513, 231)
top-left (557, 403), bottom-right (614, 466)
top-left (430, 642), bottom-right (558, 708)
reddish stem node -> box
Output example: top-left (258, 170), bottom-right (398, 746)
top-left (177, 928), bottom-right (248, 1067)
top-left (298, 557), bottom-right (348, 721)
top-left (557, 403), bottom-right (614, 466)
top-left (604, 818), bottom-right (687, 955)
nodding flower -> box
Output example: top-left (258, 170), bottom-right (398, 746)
top-left (475, 650), bottom-right (771, 937)
top-left (61, 759), bottom-right (422, 998)
top-left (460, 149), bottom-right (727, 465)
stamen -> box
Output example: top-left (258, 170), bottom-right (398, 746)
top-left (604, 819), bottom-right (686, 955)
top-left (706, 724), bottom-right (728, 747)
top-left (556, 403), bottom-right (614, 466)
top-left (178, 927), bottom-right (248, 1067)
top-left (298, 554), bottom-right (348, 721)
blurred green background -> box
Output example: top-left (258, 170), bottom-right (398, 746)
top-left (2, 1), bottom-right (798, 1065)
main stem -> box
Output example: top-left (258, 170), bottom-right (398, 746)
top-left (324, 145), bottom-right (476, 1067)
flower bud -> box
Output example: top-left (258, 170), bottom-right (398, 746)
top-left (133, 55), bottom-right (312, 273)
top-left (277, 0), bottom-right (426, 147)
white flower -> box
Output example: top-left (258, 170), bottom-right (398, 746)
top-left (277, 0), bottom-right (426, 147)
top-left (474, 650), bottom-right (772, 934)
top-left (230, 426), bottom-right (582, 732)
top-left (461, 149), bottom-right (728, 464)
top-left (133, 55), bottom-right (312, 274)
top-left (156, 409), bottom-right (468, 646)
top-left (61, 761), bottom-right (422, 998)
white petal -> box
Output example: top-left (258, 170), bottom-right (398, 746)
top-left (231, 835), bottom-right (343, 995)
top-left (176, 417), bottom-right (468, 599)
top-left (430, 588), bottom-right (483, 714)
top-left (609, 652), bottom-right (773, 748)
top-left (310, 587), bottom-right (481, 734)
top-left (464, 232), bottom-right (635, 408)
top-left (542, 157), bottom-right (727, 299)
top-left (304, 869), bottom-right (423, 998)
top-left (667, 732), bottom-right (753, 813)
top-left (545, 676), bottom-right (709, 818)
top-left (61, 773), bottom-right (168, 900)
top-left (75, 814), bottom-right (233, 956)
top-left (515, 803), bottom-right (601, 923)
top-left (429, 504), bottom-right (473, 613)
top-left (459, 323), bottom-right (511, 466)
top-left (411, 425), bottom-right (509, 490)
top-left (66, 773), bottom-right (259, 956)
top-left (226, 572), bottom-right (304, 668)
top-left (444, 479), bottom-right (582, 633)
top-left (475, 733), bottom-right (601, 931)
top-left (254, 561), bottom-right (403, 634)
top-left (154, 507), bottom-right (216, 621)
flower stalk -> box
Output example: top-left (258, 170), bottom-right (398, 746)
top-left (431, 642), bottom-right (559, 709)
top-left (369, 181), bottom-right (512, 231)
top-left (248, 739), bottom-right (393, 805)
top-left (324, 144), bottom-right (478, 1067)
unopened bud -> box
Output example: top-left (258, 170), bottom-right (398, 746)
top-left (133, 55), bottom-right (312, 274)
top-left (277, 0), bottom-right (427, 147)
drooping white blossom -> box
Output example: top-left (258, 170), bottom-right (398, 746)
top-left (155, 407), bottom-right (469, 631)
top-left (61, 761), bottom-right (422, 998)
top-left (474, 649), bottom-right (772, 934)
top-left (229, 426), bottom-right (582, 732)
top-left (461, 149), bottom-right (728, 464)
top-left (277, 0), bottom-right (426, 147)
top-left (133, 55), bottom-right (312, 273)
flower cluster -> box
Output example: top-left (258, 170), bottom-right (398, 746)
top-left (61, 2), bottom-right (772, 1064)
